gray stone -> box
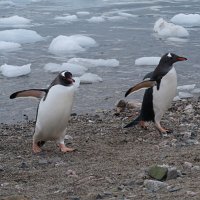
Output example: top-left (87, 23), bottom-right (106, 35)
top-left (183, 162), bottom-right (193, 168)
top-left (166, 167), bottom-right (178, 180)
top-left (38, 159), bottom-right (48, 165)
top-left (148, 165), bottom-right (168, 181)
top-left (186, 191), bottom-right (197, 196)
top-left (144, 180), bottom-right (168, 192)
top-left (191, 165), bottom-right (200, 171)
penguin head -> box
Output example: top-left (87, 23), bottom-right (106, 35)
top-left (60, 71), bottom-right (75, 85)
top-left (161, 53), bottom-right (187, 66)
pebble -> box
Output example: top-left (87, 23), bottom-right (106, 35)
top-left (144, 180), bottom-right (168, 192)
top-left (166, 167), bottom-right (179, 180)
top-left (191, 165), bottom-right (200, 171)
top-left (0, 165), bottom-right (4, 171)
top-left (184, 104), bottom-right (194, 113)
top-left (186, 191), bottom-right (197, 196)
top-left (183, 162), bottom-right (193, 168)
top-left (148, 165), bottom-right (168, 181)
top-left (38, 159), bottom-right (48, 165)
top-left (64, 135), bottom-right (73, 140)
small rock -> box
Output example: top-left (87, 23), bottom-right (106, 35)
top-left (173, 96), bottom-right (181, 101)
top-left (115, 99), bottom-right (127, 112)
top-left (38, 159), bottom-right (48, 165)
top-left (167, 186), bottom-right (182, 192)
top-left (186, 191), bottom-right (197, 197)
top-left (148, 165), bottom-right (168, 181)
top-left (0, 165), bottom-right (4, 171)
top-left (20, 162), bottom-right (29, 169)
top-left (70, 196), bottom-right (80, 200)
top-left (191, 165), bottom-right (200, 171)
top-left (186, 139), bottom-right (199, 145)
top-left (144, 180), bottom-right (168, 192)
top-left (184, 104), bottom-right (194, 113)
top-left (183, 162), bottom-right (193, 168)
top-left (166, 167), bottom-right (179, 180)
top-left (126, 100), bottom-right (141, 109)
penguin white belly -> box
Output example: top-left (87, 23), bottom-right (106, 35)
top-left (34, 85), bottom-right (75, 142)
top-left (153, 67), bottom-right (177, 122)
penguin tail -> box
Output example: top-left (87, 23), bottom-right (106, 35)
top-left (124, 116), bottom-right (141, 128)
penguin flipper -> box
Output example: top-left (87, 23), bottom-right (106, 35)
top-left (125, 80), bottom-right (156, 97)
top-left (124, 116), bottom-right (140, 128)
top-left (10, 89), bottom-right (48, 99)
top-left (143, 71), bottom-right (153, 80)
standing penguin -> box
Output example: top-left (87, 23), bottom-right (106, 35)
top-left (10, 71), bottom-right (76, 153)
top-left (124, 53), bottom-right (187, 133)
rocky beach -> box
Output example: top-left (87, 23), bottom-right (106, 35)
top-left (1, 98), bottom-right (200, 200)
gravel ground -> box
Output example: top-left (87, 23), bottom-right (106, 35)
top-left (0, 98), bottom-right (200, 200)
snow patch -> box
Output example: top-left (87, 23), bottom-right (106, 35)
top-left (135, 57), bottom-right (161, 66)
top-left (0, 29), bottom-right (43, 44)
top-left (171, 14), bottom-right (200, 27)
top-left (154, 18), bottom-right (189, 38)
top-left (0, 63), bottom-right (31, 77)
top-left (0, 15), bottom-right (31, 28)
top-left (49, 35), bottom-right (97, 55)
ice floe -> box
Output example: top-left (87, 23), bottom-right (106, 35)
top-left (87, 16), bottom-right (105, 23)
top-left (0, 41), bottom-right (21, 52)
top-left (178, 92), bottom-right (193, 99)
top-left (0, 63), bottom-right (31, 77)
top-left (154, 18), bottom-right (189, 38)
top-left (0, 15), bottom-right (31, 28)
top-left (48, 35), bottom-right (97, 55)
top-left (68, 58), bottom-right (119, 68)
top-left (44, 62), bottom-right (87, 76)
top-left (55, 15), bottom-right (78, 23)
top-left (79, 73), bottom-right (103, 84)
top-left (76, 11), bottom-right (90, 16)
top-left (177, 84), bottom-right (196, 91)
top-left (135, 57), bottom-right (161, 66)
top-left (171, 14), bottom-right (200, 27)
top-left (0, 29), bottom-right (43, 44)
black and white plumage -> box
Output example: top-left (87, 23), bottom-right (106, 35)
top-left (10, 71), bottom-right (76, 153)
top-left (124, 53), bottom-right (187, 133)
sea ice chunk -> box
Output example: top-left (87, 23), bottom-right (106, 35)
top-left (0, 29), bottom-right (43, 44)
top-left (177, 84), bottom-right (196, 91)
top-left (76, 11), bottom-right (90, 16)
top-left (55, 15), bottom-right (78, 22)
top-left (0, 15), bottom-right (31, 28)
top-left (87, 16), bottom-right (105, 23)
top-left (68, 58), bottom-right (119, 68)
top-left (179, 92), bottom-right (193, 99)
top-left (135, 57), bottom-right (161, 66)
top-left (0, 63), bottom-right (31, 77)
top-left (80, 73), bottom-right (103, 83)
top-left (49, 35), bottom-right (96, 55)
top-left (154, 18), bottom-right (189, 38)
top-left (171, 14), bottom-right (200, 27)
top-left (0, 41), bottom-right (21, 52)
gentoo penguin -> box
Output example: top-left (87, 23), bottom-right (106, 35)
top-left (10, 71), bottom-right (76, 153)
top-left (124, 53), bottom-right (187, 133)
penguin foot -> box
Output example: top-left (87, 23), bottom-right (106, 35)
top-left (59, 144), bottom-right (74, 153)
top-left (155, 122), bottom-right (172, 134)
top-left (139, 121), bottom-right (148, 130)
top-left (32, 143), bottom-right (42, 153)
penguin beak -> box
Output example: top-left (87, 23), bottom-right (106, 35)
top-left (176, 56), bottom-right (187, 61)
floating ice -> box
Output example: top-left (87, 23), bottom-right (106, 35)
top-left (76, 11), bottom-right (90, 16)
top-left (154, 18), bottom-right (189, 38)
top-left (0, 63), bottom-right (31, 77)
top-left (0, 15), bottom-right (31, 28)
top-left (49, 35), bottom-right (97, 55)
top-left (73, 77), bottom-right (80, 89)
top-left (177, 84), bottom-right (196, 91)
top-left (179, 91), bottom-right (193, 99)
top-left (191, 88), bottom-right (200, 94)
top-left (55, 15), bottom-right (78, 23)
top-left (87, 16), bottom-right (105, 23)
top-left (173, 96), bottom-right (181, 101)
top-left (135, 57), bottom-right (161, 66)
top-left (171, 14), bottom-right (200, 27)
top-left (0, 41), bottom-right (21, 52)
top-left (68, 58), bottom-right (119, 68)
top-left (118, 12), bottom-right (137, 18)
top-left (0, 29), bottom-right (43, 44)
top-left (44, 62), bottom-right (87, 76)
top-left (80, 73), bottom-right (103, 84)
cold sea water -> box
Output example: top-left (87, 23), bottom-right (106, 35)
top-left (0, 0), bottom-right (199, 123)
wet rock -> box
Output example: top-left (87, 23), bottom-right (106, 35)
top-left (0, 195), bottom-right (29, 200)
top-left (148, 165), bottom-right (168, 181)
top-left (144, 180), bottom-right (168, 192)
top-left (70, 196), bottom-right (80, 200)
top-left (20, 162), bottom-right (29, 169)
top-left (115, 99), bottom-right (127, 113)
top-left (184, 104), bottom-right (194, 113)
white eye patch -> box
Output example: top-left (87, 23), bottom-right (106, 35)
top-left (167, 53), bottom-right (172, 58)
top-left (61, 71), bottom-right (67, 77)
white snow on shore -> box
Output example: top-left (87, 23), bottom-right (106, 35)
top-left (135, 57), bottom-right (161, 66)
top-left (171, 14), bottom-right (200, 27)
top-left (0, 15), bottom-right (31, 28)
top-left (154, 18), bottom-right (189, 38)
top-left (0, 63), bottom-right (31, 77)
top-left (0, 29), bottom-right (43, 44)
top-left (49, 35), bottom-right (97, 55)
